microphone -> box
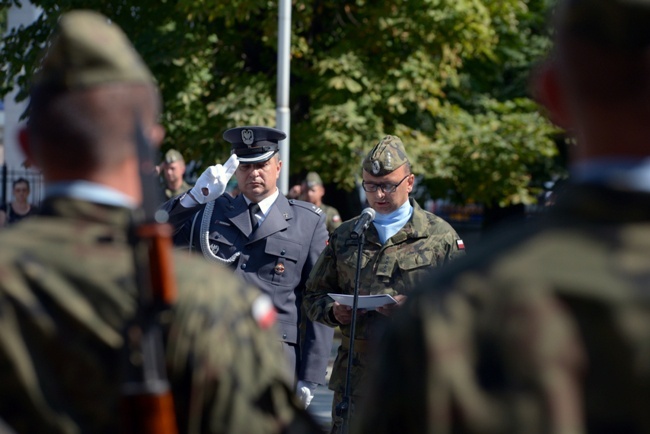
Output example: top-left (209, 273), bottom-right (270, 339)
top-left (350, 208), bottom-right (376, 239)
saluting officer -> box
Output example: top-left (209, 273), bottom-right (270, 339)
top-left (0, 10), bottom-right (320, 433)
top-left (164, 126), bottom-right (334, 408)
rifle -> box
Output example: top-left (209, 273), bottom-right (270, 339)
top-left (120, 116), bottom-right (178, 434)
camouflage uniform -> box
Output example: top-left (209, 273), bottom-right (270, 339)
top-left (304, 136), bottom-right (464, 432)
top-left (354, 0), bottom-right (650, 431)
top-left (162, 150), bottom-right (192, 199)
top-left (320, 203), bottom-right (342, 234)
top-left (303, 172), bottom-right (341, 234)
top-left (165, 180), bottom-right (192, 199)
top-left (0, 196), bottom-right (316, 434)
top-left (355, 184), bottom-right (650, 433)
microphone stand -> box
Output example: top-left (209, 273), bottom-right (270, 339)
top-left (336, 231), bottom-right (366, 434)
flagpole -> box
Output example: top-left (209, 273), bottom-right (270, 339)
top-left (276, 0), bottom-right (291, 194)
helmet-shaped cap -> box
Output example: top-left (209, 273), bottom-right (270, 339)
top-left (362, 135), bottom-right (410, 176)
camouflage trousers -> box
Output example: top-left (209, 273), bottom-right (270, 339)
top-left (330, 391), bottom-right (362, 434)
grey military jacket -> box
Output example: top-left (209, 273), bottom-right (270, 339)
top-left (165, 192), bottom-right (333, 384)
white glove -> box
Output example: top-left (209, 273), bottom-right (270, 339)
top-left (184, 154), bottom-right (239, 206)
top-left (296, 380), bottom-right (318, 409)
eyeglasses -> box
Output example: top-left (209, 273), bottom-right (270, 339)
top-left (361, 174), bottom-right (410, 193)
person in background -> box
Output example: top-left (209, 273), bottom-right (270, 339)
top-left (160, 149), bottom-right (192, 198)
top-left (0, 178), bottom-right (39, 227)
top-left (287, 182), bottom-right (302, 200)
top-left (162, 126), bottom-right (334, 409)
top-left (301, 172), bottom-right (342, 234)
top-left (0, 10), bottom-right (321, 433)
top-left (354, 0), bottom-right (650, 432)
top-left (304, 135), bottom-right (465, 433)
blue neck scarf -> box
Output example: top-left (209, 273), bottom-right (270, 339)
top-left (372, 200), bottom-right (413, 244)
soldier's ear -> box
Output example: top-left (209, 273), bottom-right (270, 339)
top-left (406, 173), bottom-right (415, 193)
top-left (532, 60), bottom-right (573, 129)
top-left (149, 124), bottom-right (165, 148)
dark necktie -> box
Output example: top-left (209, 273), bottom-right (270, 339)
top-left (249, 202), bottom-right (261, 231)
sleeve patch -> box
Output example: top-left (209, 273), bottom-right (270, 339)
top-left (252, 294), bottom-right (277, 329)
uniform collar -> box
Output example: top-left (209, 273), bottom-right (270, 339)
top-left (45, 181), bottom-right (137, 208)
top-left (571, 157), bottom-right (650, 192)
top-left (243, 188), bottom-right (280, 219)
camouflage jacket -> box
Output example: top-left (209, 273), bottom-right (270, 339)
top-left (355, 183), bottom-right (650, 434)
top-left (320, 203), bottom-right (342, 234)
top-left (304, 198), bottom-right (464, 394)
top-left (0, 196), bottom-right (319, 434)
top-left (165, 180), bottom-right (192, 199)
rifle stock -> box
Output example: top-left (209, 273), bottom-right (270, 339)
top-left (121, 387), bottom-right (176, 433)
top-left (121, 117), bottom-right (178, 434)
top-left (138, 223), bottom-right (177, 305)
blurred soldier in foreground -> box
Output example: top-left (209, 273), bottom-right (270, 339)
top-left (301, 172), bottom-right (342, 234)
top-left (160, 149), bottom-right (192, 199)
top-left (304, 135), bottom-right (465, 433)
top-left (355, 1), bottom-right (650, 433)
top-left (163, 126), bottom-right (334, 409)
top-left (0, 10), bottom-right (320, 433)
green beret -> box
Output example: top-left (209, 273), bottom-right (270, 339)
top-left (557, 0), bottom-right (650, 49)
top-left (305, 172), bottom-right (323, 187)
top-left (33, 10), bottom-right (155, 90)
top-left (362, 135), bottom-right (410, 176)
top-left (164, 149), bottom-right (185, 164)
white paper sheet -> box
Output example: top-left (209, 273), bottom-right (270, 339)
top-left (327, 293), bottom-right (397, 310)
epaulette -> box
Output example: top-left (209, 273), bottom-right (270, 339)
top-left (288, 199), bottom-right (323, 215)
top-left (219, 193), bottom-right (236, 204)
top-left (215, 193), bottom-right (236, 209)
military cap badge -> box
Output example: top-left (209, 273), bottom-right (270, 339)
top-left (242, 129), bottom-right (254, 145)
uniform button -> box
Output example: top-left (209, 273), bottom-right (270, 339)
top-left (240, 263), bottom-right (247, 270)
top-left (281, 249), bottom-right (286, 255)
top-left (283, 333), bottom-right (287, 339)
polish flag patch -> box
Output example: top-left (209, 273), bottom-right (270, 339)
top-left (456, 239), bottom-right (465, 250)
top-left (252, 294), bottom-right (277, 329)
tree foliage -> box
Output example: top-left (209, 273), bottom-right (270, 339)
top-left (0, 0), bottom-right (564, 207)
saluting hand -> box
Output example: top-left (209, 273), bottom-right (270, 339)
top-left (187, 154), bottom-right (239, 205)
